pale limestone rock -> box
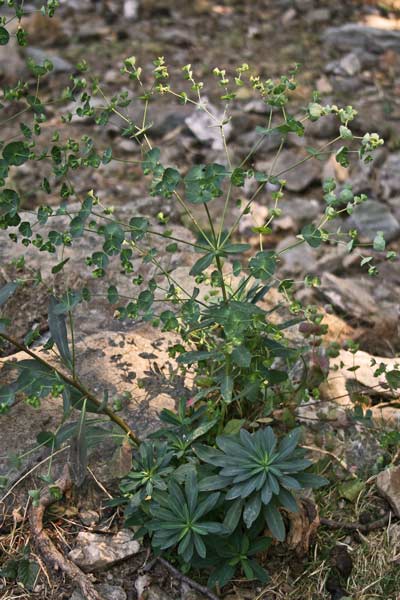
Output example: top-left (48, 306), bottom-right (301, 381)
top-left (376, 466), bottom-right (400, 517)
top-left (320, 349), bottom-right (400, 407)
top-left (0, 325), bottom-right (188, 481)
top-left (68, 530), bottom-right (140, 571)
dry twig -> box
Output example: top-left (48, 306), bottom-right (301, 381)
top-left (145, 556), bottom-right (220, 600)
top-left (29, 464), bottom-right (104, 600)
top-left (320, 512), bottom-right (392, 533)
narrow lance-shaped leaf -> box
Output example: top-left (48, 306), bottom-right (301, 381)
top-left (0, 282), bottom-right (17, 307)
top-left (189, 252), bottom-right (214, 276)
top-left (48, 296), bottom-right (72, 369)
top-left (69, 398), bottom-right (88, 486)
top-left (264, 502), bottom-right (286, 541)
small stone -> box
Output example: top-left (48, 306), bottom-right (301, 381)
top-left (71, 584), bottom-right (127, 600)
top-left (150, 112), bottom-right (189, 139)
top-left (316, 75), bottom-right (333, 95)
top-left (319, 273), bottom-right (377, 321)
top-left (274, 215), bottom-right (296, 231)
top-left (257, 149), bottom-right (320, 192)
top-left (329, 76), bottom-right (362, 94)
top-left (307, 113), bottom-right (338, 140)
top-left (182, 582), bottom-right (206, 599)
top-left (323, 155), bottom-right (349, 183)
top-left (185, 96), bottom-right (232, 151)
top-left (320, 349), bottom-right (400, 407)
top-left (104, 68), bottom-right (123, 84)
top-left (276, 235), bottom-right (318, 274)
top-left (323, 24), bottom-right (400, 54)
top-left (279, 196), bottom-right (322, 227)
top-left (68, 530), bottom-right (140, 571)
top-left (308, 8), bottom-right (331, 24)
top-left (281, 8), bottom-right (297, 24)
top-left (145, 586), bottom-right (174, 600)
top-left (135, 574), bottom-right (151, 597)
top-left (76, 25), bottom-right (104, 42)
top-left (294, 0), bottom-right (314, 11)
top-left (339, 52), bottom-right (362, 77)
top-left (0, 36), bottom-right (26, 82)
top-left (25, 47), bottom-right (73, 73)
top-left (346, 199), bottom-right (400, 242)
top-left (79, 509), bottom-right (99, 526)
top-left (387, 196), bottom-right (400, 222)
top-left (345, 433), bottom-right (384, 478)
top-left (243, 99), bottom-right (269, 114)
top-left (118, 139), bottom-right (137, 153)
top-left (380, 153), bottom-right (400, 199)
top-left (376, 466), bottom-right (400, 517)
top-left (123, 0), bottom-right (139, 19)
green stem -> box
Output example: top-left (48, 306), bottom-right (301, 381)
top-left (204, 204), bottom-right (228, 303)
top-left (68, 310), bottom-right (76, 380)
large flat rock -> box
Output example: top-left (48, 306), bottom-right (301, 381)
top-left (323, 24), bottom-right (400, 53)
top-left (0, 325), bottom-right (189, 483)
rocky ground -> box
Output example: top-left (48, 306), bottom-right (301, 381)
top-left (1, 0), bottom-right (400, 599)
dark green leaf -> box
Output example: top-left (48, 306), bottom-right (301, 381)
top-left (184, 163), bottom-right (226, 204)
top-left (48, 296), bottom-right (72, 368)
top-left (51, 258), bottom-right (70, 274)
top-left (192, 444), bottom-right (226, 466)
top-left (386, 369), bottom-right (400, 389)
top-left (231, 345), bottom-right (251, 368)
top-left (3, 141), bottom-right (30, 166)
top-left (294, 472), bottom-right (328, 489)
top-left (137, 290), bottom-right (154, 311)
top-left (69, 399), bottom-right (88, 486)
top-left (336, 146), bottom-right (350, 168)
top-left (102, 147), bottom-right (113, 164)
top-left (223, 498), bottom-right (243, 532)
top-left (53, 290), bottom-right (82, 315)
top-left (177, 350), bottom-right (221, 364)
top-left (264, 503), bottom-right (285, 541)
top-left (0, 282), bottom-right (17, 307)
top-left (221, 372), bottom-right (233, 403)
top-left (276, 488), bottom-right (298, 512)
top-left (208, 563), bottom-right (235, 589)
top-left (189, 253), bottom-right (214, 276)
top-left (17, 559), bottom-right (39, 590)
top-left (0, 27), bottom-right (10, 45)
top-left (0, 189), bottom-right (20, 219)
top-left (198, 475), bottom-right (228, 491)
top-left (142, 148), bottom-right (161, 174)
top-left (263, 369), bottom-right (288, 384)
top-left (244, 494), bottom-right (262, 528)
top-left (249, 251), bottom-right (277, 280)
top-left (231, 167), bottom-right (246, 187)
top-left (277, 117), bottom-right (304, 136)
top-left (107, 285), bottom-right (119, 304)
top-left (154, 167), bottom-right (181, 198)
top-left (224, 418), bottom-right (246, 435)
top-left (188, 418), bottom-right (218, 442)
top-left (223, 243), bottom-right (251, 254)
top-left (70, 216), bottom-right (85, 238)
top-left (103, 223), bottom-right (125, 255)
top-left (129, 217), bottom-right (148, 241)
top-left (37, 431), bottom-right (56, 447)
top-left (301, 224), bottom-right (322, 248)
top-left (247, 559), bottom-right (269, 583)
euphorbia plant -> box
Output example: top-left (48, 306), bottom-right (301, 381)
top-left (0, 2), bottom-right (395, 590)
